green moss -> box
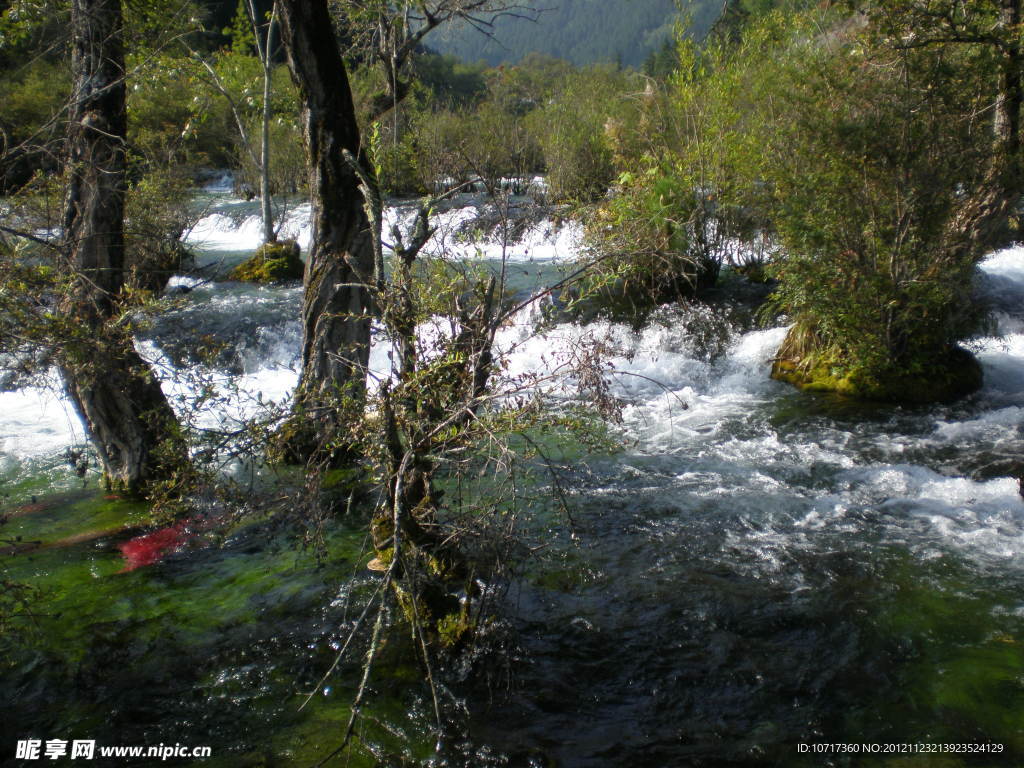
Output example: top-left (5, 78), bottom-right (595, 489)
top-left (320, 466), bottom-right (363, 492)
top-left (3, 489), bottom-right (150, 551)
top-left (436, 608), bottom-right (472, 647)
top-left (771, 330), bottom-right (983, 404)
top-left (228, 240), bottom-right (304, 284)
top-left (379, 541), bottom-right (475, 649)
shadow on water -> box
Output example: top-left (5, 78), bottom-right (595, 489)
top-left (463, 489), bottom-right (1024, 767)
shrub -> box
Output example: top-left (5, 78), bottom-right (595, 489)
top-left (752, 11), bottom-right (998, 400)
top-left (0, 59), bottom-right (70, 190)
top-left (526, 66), bottom-right (635, 203)
top-left (125, 166), bottom-right (198, 294)
top-left (578, 38), bottom-right (764, 320)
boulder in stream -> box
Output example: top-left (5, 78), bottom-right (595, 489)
top-left (228, 240), bottom-right (304, 284)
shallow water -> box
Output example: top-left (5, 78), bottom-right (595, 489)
top-left (3, 194), bottom-right (1024, 766)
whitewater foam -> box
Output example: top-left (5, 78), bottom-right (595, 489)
top-left (184, 193), bottom-right (582, 265)
top-left (8, 196), bottom-right (1024, 572)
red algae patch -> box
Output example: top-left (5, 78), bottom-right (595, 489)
top-left (118, 523), bottom-right (189, 571)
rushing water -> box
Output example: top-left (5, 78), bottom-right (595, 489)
top-left (2, 190), bottom-right (1024, 766)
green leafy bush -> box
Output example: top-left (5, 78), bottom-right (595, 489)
top-left (526, 66), bottom-right (634, 202)
top-left (578, 38), bottom-right (764, 320)
top-left (0, 59), bottom-right (70, 190)
top-left (751, 10), bottom-right (998, 400)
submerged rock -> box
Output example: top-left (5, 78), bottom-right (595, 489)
top-left (771, 330), bottom-right (983, 404)
top-left (228, 240), bottom-right (304, 284)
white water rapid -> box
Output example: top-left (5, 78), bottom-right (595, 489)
top-left (3, 192), bottom-right (1024, 574)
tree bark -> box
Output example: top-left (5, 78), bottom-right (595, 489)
top-left (276, 0), bottom-right (374, 460)
top-left (247, 0), bottom-right (277, 244)
top-left (260, 15), bottom-right (275, 244)
top-left (59, 0), bottom-right (185, 496)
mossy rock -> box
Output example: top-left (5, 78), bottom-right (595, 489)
top-left (771, 334), bottom-right (983, 405)
top-left (371, 536), bottom-right (476, 648)
top-left (228, 240), bottom-right (303, 284)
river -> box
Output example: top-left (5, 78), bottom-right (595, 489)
top-left (1, 188), bottom-right (1023, 766)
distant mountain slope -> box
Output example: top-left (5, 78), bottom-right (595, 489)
top-left (431, 0), bottom-right (721, 68)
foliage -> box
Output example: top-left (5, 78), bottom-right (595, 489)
top-left (0, 241), bottom-right (67, 383)
top-left (0, 57), bottom-right (69, 140)
top-left (460, 97), bottom-right (543, 187)
top-left (749, 9), bottom-right (998, 394)
top-left (127, 52), bottom-right (232, 170)
top-left (413, 52), bottom-right (488, 107)
top-left (204, 46), bottom-right (304, 195)
top-left (0, 0), bottom-right (69, 71)
top-left (124, 166), bottom-right (198, 293)
top-left (528, 105), bottom-right (611, 203)
top-left (222, 0), bottom-right (257, 53)
top-left (122, 0), bottom-right (207, 53)
top-left (643, 37), bottom-right (678, 78)
top-left (360, 56), bottom-right (629, 198)
top-left (234, 105), bottom-right (305, 196)
top-left (578, 4), bottom-right (1002, 397)
top-left (0, 57), bottom-right (69, 190)
top-left (579, 33), bottom-right (765, 321)
top-left (524, 64), bottom-right (638, 202)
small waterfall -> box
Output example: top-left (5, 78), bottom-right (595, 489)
top-left (184, 192), bottom-right (583, 268)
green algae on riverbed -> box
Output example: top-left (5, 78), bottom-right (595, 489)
top-left (851, 552), bottom-right (1024, 758)
top-left (766, 549), bottom-right (1024, 767)
top-left (4, 445), bottom-right (1024, 765)
top-left (0, 487), bottom-right (438, 767)
top-left (3, 488), bottom-right (150, 552)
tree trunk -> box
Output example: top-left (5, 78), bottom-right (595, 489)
top-left (260, 15), bottom-right (275, 244)
top-left (276, 0), bottom-right (374, 461)
top-left (995, 0), bottom-right (1022, 164)
top-left (59, 0), bottom-right (185, 496)
top-left (247, 0), bottom-right (277, 244)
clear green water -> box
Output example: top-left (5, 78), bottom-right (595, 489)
top-left (1, 482), bottom-right (438, 767)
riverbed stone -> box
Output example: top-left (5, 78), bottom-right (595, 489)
top-left (771, 333), bottom-right (983, 404)
top-left (228, 240), bottom-right (304, 283)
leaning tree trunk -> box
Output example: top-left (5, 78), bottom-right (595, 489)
top-left (59, 0), bottom-right (185, 496)
top-left (276, 0), bottom-right (375, 462)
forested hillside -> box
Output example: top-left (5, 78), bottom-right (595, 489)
top-left (431, 0), bottom-right (720, 67)
top-left (192, 0), bottom-right (712, 68)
